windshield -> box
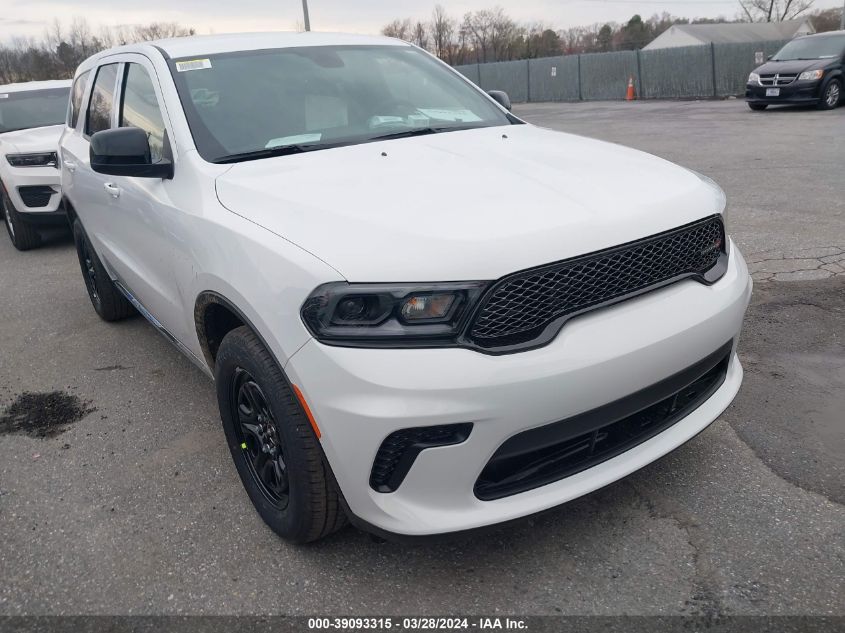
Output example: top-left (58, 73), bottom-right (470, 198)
top-left (169, 45), bottom-right (513, 163)
top-left (0, 88), bottom-right (70, 134)
top-left (772, 35), bottom-right (845, 61)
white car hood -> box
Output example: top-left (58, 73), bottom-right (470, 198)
top-left (0, 125), bottom-right (63, 154)
top-left (215, 124), bottom-right (719, 282)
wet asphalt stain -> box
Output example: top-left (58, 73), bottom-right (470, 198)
top-left (0, 391), bottom-right (96, 439)
top-left (725, 276), bottom-right (845, 505)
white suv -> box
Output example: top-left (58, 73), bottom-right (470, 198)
top-left (1, 80), bottom-right (72, 250)
top-left (61, 33), bottom-right (752, 543)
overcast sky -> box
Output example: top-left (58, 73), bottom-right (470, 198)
top-left (1, 0), bottom-right (842, 41)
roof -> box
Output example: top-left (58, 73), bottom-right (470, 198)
top-left (644, 19), bottom-right (815, 49)
top-left (89, 32), bottom-right (404, 64)
top-left (0, 79), bottom-right (73, 94)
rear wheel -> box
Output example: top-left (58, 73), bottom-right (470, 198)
top-left (747, 102), bottom-right (768, 111)
top-left (215, 326), bottom-right (347, 543)
top-left (817, 79), bottom-right (841, 110)
top-left (2, 191), bottom-right (41, 251)
top-left (72, 220), bottom-right (135, 321)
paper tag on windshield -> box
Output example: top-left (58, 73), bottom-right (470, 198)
top-left (265, 133), bottom-right (322, 149)
top-left (176, 59), bottom-right (212, 72)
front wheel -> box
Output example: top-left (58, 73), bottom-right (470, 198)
top-left (215, 326), bottom-right (347, 543)
top-left (817, 79), bottom-right (841, 110)
top-left (747, 102), bottom-right (768, 111)
top-left (2, 191), bottom-right (41, 251)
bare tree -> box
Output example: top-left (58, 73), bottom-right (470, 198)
top-left (461, 7), bottom-right (522, 63)
top-left (0, 17), bottom-right (194, 83)
top-left (808, 6), bottom-right (844, 31)
top-left (738, 0), bottom-right (815, 22)
top-left (382, 18), bottom-right (413, 41)
top-left (412, 21), bottom-right (430, 50)
top-left (431, 5), bottom-right (456, 63)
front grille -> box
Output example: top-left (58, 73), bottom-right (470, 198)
top-left (474, 341), bottom-right (732, 500)
top-left (18, 185), bottom-right (55, 208)
top-left (467, 216), bottom-right (725, 350)
top-left (370, 423), bottom-right (473, 493)
top-left (759, 74), bottom-right (797, 86)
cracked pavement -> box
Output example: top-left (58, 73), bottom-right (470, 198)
top-left (745, 246), bottom-right (845, 282)
top-left (0, 100), bottom-right (843, 616)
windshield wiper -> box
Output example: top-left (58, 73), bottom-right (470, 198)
top-left (367, 125), bottom-right (482, 142)
top-left (213, 125), bottom-right (487, 163)
top-left (213, 143), bottom-right (325, 164)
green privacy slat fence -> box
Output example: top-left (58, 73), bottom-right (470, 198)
top-left (714, 39), bottom-right (789, 96)
top-left (453, 39), bottom-right (792, 103)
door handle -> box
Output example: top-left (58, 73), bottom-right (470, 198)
top-left (103, 183), bottom-right (121, 198)
top-left (64, 160), bottom-right (76, 173)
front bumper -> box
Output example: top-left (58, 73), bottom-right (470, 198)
top-left (286, 242), bottom-right (752, 536)
top-left (746, 81), bottom-right (821, 105)
top-left (1, 165), bottom-right (63, 214)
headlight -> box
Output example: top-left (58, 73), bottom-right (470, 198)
top-left (798, 69), bottom-right (823, 81)
top-left (747, 72), bottom-right (760, 85)
top-left (301, 281), bottom-right (489, 347)
top-left (6, 152), bottom-right (58, 168)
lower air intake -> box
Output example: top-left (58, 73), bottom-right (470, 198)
top-left (18, 185), bottom-right (55, 208)
top-left (370, 423), bottom-right (473, 493)
top-left (474, 342), bottom-right (732, 501)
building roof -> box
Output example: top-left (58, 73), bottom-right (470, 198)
top-left (644, 19), bottom-right (815, 50)
top-left (0, 79), bottom-right (72, 94)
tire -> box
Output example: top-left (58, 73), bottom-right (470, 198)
top-left (2, 190), bottom-right (41, 251)
top-left (215, 326), bottom-right (347, 543)
top-left (817, 79), bottom-right (841, 111)
top-left (747, 102), bottom-right (768, 111)
top-left (72, 220), bottom-right (135, 321)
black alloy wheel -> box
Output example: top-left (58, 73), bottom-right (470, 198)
top-left (231, 368), bottom-right (290, 509)
top-left (215, 325), bottom-right (347, 543)
top-left (71, 219), bottom-right (135, 321)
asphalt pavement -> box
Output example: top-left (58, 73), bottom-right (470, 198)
top-left (0, 100), bottom-right (842, 616)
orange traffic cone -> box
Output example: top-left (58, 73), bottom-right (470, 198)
top-left (626, 76), bottom-right (636, 101)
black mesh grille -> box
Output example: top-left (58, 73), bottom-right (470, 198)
top-left (468, 216), bottom-right (725, 349)
top-left (18, 186), bottom-right (55, 208)
top-left (370, 424), bottom-right (473, 493)
top-left (475, 342), bottom-right (732, 500)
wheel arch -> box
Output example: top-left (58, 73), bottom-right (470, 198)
top-left (194, 291), bottom-right (285, 373)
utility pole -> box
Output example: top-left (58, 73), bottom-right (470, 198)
top-left (841, 0), bottom-right (844, 30)
top-left (302, 0), bottom-right (311, 31)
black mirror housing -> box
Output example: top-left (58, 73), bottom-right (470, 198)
top-left (487, 90), bottom-right (512, 111)
top-left (90, 127), bottom-right (173, 179)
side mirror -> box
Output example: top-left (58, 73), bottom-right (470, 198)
top-left (90, 127), bottom-right (173, 179)
top-left (767, 55), bottom-right (773, 61)
top-left (487, 90), bottom-right (512, 111)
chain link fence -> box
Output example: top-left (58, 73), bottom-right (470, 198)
top-left (455, 39), bottom-right (790, 102)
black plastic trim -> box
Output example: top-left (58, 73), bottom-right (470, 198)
top-left (474, 340), bottom-right (733, 500)
top-left (463, 215), bottom-right (727, 353)
top-left (370, 423), bottom-right (473, 493)
top-left (14, 210), bottom-right (67, 226)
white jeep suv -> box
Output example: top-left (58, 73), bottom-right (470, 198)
top-left (1, 80), bottom-right (72, 250)
top-left (61, 33), bottom-right (751, 543)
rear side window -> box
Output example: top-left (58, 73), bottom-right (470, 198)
top-left (68, 71), bottom-right (90, 129)
top-left (120, 64), bottom-right (168, 162)
top-left (86, 63), bottom-right (119, 136)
